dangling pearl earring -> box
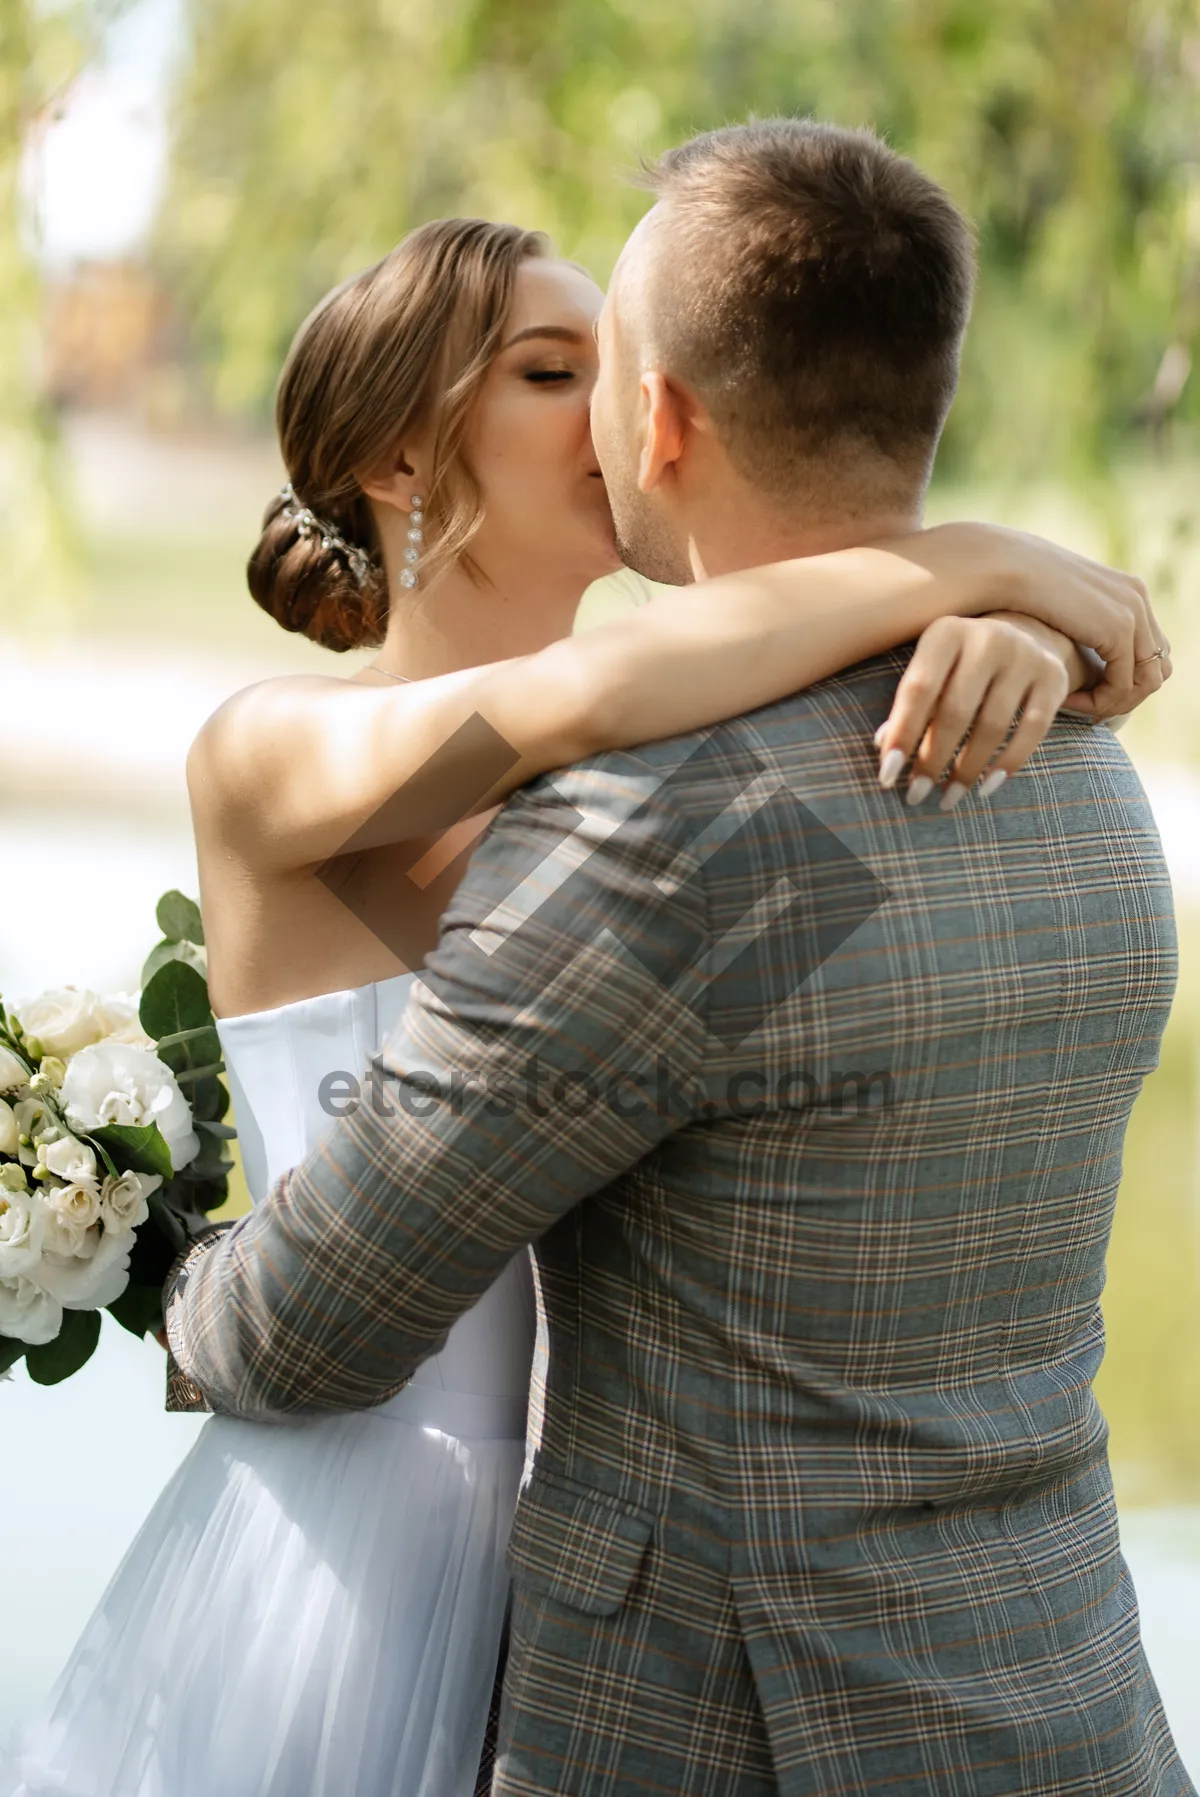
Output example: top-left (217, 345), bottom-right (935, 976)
top-left (399, 494), bottom-right (424, 590)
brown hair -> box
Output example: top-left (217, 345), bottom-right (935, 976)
top-left (639, 120), bottom-right (976, 504)
top-left (248, 218), bottom-right (549, 651)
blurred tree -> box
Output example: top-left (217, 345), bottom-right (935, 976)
top-left (160, 0), bottom-right (1198, 484)
top-left (0, 0), bottom-right (133, 619)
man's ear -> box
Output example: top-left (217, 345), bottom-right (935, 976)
top-left (358, 443), bottom-right (419, 510)
top-left (637, 371), bottom-right (694, 493)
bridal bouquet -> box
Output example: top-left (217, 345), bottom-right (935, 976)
top-left (0, 893), bottom-right (235, 1385)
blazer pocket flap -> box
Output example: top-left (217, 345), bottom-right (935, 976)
top-left (507, 1471), bottom-right (655, 1618)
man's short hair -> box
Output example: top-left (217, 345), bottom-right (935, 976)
top-left (639, 119), bottom-right (976, 507)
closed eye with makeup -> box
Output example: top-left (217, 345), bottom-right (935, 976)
top-left (462, 265), bottom-right (620, 584)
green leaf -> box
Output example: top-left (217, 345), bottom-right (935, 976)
top-left (189, 1077), bottom-right (231, 1123)
top-left (172, 1060), bottom-right (225, 1085)
top-left (196, 1119), bottom-right (238, 1140)
top-left (140, 959), bottom-right (212, 1044)
top-left (178, 1123), bottom-right (236, 1182)
top-left (107, 1280), bottom-right (165, 1339)
top-left (92, 1121), bottom-right (174, 1180)
top-left (188, 1140), bottom-right (235, 1182)
top-left (89, 1134), bottom-right (120, 1180)
top-left (159, 1035), bottom-right (222, 1081)
top-left (141, 938), bottom-right (206, 987)
top-left (0, 1336), bottom-right (27, 1377)
top-left (190, 1177), bottom-right (230, 1214)
top-left (148, 1191), bottom-right (188, 1254)
top-left (156, 891), bottom-right (205, 947)
top-left (155, 1024), bottom-right (218, 1050)
top-left (25, 1310), bottom-right (102, 1385)
top-left (126, 1207), bottom-right (180, 1284)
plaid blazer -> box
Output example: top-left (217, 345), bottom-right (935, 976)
top-left (167, 650), bottom-right (1190, 1797)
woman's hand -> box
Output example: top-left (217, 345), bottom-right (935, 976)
top-left (917, 522), bottom-right (1172, 716)
top-left (874, 614), bottom-right (1075, 810)
top-left (196, 520), bottom-right (1169, 870)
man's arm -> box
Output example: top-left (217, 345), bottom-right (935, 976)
top-left (166, 753), bottom-right (710, 1417)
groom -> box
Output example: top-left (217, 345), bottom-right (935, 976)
top-left (167, 121), bottom-right (1188, 1793)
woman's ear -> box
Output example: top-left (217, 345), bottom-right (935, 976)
top-left (637, 371), bottom-right (691, 494)
top-left (359, 444), bottom-right (419, 510)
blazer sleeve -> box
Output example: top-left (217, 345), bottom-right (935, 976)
top-left (165, 757), bottom-right (710, 1417)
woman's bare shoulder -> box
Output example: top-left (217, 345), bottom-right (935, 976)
top-left (186, 673), bottom-right (353, 813)
top-left (192, 672), bottom-right (355, 756)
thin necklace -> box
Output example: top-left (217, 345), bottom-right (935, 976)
top-left (368, 665), bottom-right (411, 683)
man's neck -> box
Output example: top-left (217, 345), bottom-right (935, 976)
top-left (686, 501), bottom-right (924, 581)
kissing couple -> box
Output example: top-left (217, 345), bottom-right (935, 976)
top-left (5, 118), bottom-right (1188, 1797)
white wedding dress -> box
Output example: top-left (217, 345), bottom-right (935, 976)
top-left (3, 973), bottom-right (535, 1797)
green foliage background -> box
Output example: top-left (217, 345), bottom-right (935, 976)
top-left (159, 0), bottom-right (1200, 481)
top-left (0, 0), bottom-right (106, 613)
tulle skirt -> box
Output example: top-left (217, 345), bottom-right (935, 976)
top-left (2, 1391), bottom-right (525, 1797)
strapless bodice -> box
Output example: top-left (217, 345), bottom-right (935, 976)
top-left (216, 975), bottom-right (535, 1431)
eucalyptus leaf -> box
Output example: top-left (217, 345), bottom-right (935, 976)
top-left (173, 1060), bottom-right (225, 1085)
top-left (156, 1024), bottom-right (218, 1050)
top-left (191, 1149), bottom-right (235, 1184)
top-left (107, 1280), bottom-right (166, 1340)
top-left (92, 1121), bottom-right (174, 1180)
top-left (0, 1336), bottom-right (27, 1377)
top-left (191, 1178), bottom-right (229, 1213)
top-left (180, 1127), bottom-right (235, 1181)
top-left (140, 959), bottom-right (212, 1044)
top-left (159, 1032), bottom-right (222, 1080)
top-left (189, 1078), bottom-right (231, 1123)
top-left (128, 1203), bottom-right (183, 1283)
top-left (142, 939), bottom-right (206, 987)
top-left (25, 1310), bottom-right (101, 1385)
top-left (148, 1191), bottom-right (188, 1254)
top-left (156, 891), bottom-right (205, 947)
top-left (196, 1119), bottom-right (238, 1141)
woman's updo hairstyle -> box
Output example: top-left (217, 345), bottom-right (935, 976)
top-left (248, 218), bottom-right (549, 652)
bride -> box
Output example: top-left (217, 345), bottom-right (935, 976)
top-left (3, 217), bottom-right (1160, 1797)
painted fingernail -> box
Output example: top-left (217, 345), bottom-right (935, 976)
top-left (873, 723), bottom-right (887, 748)
top-left (906, 775), bottom-right (934, 806)
top-left (878, 748), bottom-right (905, 789)
top-left (978, 768), bottom-right (1008, 798)
top-left (939, 781), bottom-right (968, 812)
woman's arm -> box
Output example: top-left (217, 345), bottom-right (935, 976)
top-left (189, 520), bottom-right (1165, 869)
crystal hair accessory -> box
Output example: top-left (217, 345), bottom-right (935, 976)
top-left (399, 494), bottom-right (424, 591)
top-left (279, 482), bottom-right (371, 586)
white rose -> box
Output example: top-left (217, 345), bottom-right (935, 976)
top-left (60, 1042), bottom-right (198, 1172)
top-left (0, 1190), bottom-right (46, 1278)
top-left (36, 1224), bottom-right (132, 1310)
top-left (0, 1275), bottom-right (62, 1345)
top-left (16, 988), bottom-right (106, 1057)
top-left (99, 1169), bottom-right (159, 1233)
top-left (13, 1097), bottom-right (59, 1167)
top-left (0, 1098), bottom-right (18, 1156)
top-left (41, 1205), bottom-right (90, 1259)
top-left (94, 993), bottom-right (154, 1051)
top-left (40, 1175), bottom-right (102, 1232)
top-left (0, 1044), bottom-right (30, 1098)
top-left (38, 1134), bottom-right (98, 1187)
